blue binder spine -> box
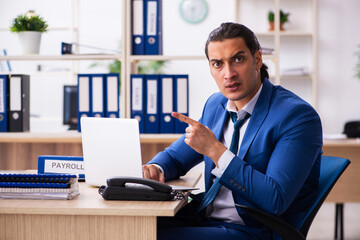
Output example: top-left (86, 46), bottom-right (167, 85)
top-left (104, 73), bottom-right (120, 118)
top-left (159, 75), bottom-right (174, 133)
top-left (77, 74), bottom-right (92, 132)
top-left (145, 74), bottom-right (160, 133)
top-left (91, 74), bottom-right (105, 118)
top-left (174, 75), bottom-right (189, 133)
top-left (131, 74), bottom-right (146, 133)
top-left (145, 0), bottom-right (162, 55)
top-left (0, 74), bottom-right (8, 132)
top-left (132, 0), bottom-right (146, 55)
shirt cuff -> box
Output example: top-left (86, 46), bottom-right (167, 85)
top-left (151, 164), bottom-right (165, 175)
top-left (211, 149), bottom-right (235, 178)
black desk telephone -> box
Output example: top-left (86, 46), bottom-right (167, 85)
top-left (98, 177), bottom-right (175, 201)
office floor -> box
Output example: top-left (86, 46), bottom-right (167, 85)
top-left (307, 203), bottom-right (360, 240)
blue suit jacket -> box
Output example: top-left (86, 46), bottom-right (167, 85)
top-left (149, 78), bottom-right (322, 233)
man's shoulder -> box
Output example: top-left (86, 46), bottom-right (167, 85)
top-left (206, 92), bottom-right (227, 104)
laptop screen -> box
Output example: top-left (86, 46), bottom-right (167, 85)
top-left (81, 117), bottom-right (143, 186)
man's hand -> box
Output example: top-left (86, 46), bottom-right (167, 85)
top-left (142, 164), bottom-right (165, 183)
top-left (171, 112), bottom-right (227, 167)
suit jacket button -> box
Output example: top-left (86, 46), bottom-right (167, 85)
top-left (233, 182), bottom-right (238, 187)
top-left (241, 187), bottom-right (246, 192)
top-left (230, 178), bottom-right (234, 184)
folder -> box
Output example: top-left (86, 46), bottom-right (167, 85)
top-left (145, 0), bottom-right (162, 55)
top-left (131, 74), bottom-right (146, 133)
top-left (77, 74), bottom-right (92, 132)
top-left (132, 0), bottom-right (145, 55)
top-left (104, 73), bottom-right (119, 118)
top-left (0, 74), bottom-right (9, 132)
top-left (91, 74), bottom-right (105, 118)
top-left (174, 75), bottom-right (189, 133)
top-left (8, 74), bottom-right (30, 132)
top-left (145, 74), bottom-right (160, 133)
top-left (38, 155), bottom-right (85, 180)
top-left (159, 75), bottom-right (174, 133)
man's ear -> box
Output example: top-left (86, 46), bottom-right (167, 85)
top-left (255, 50), bottom-right (262, 70)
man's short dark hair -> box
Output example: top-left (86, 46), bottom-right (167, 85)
top-left (205, 22), bottom-right (269, 81)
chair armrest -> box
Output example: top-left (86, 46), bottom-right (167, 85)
top-left (236, 204), bottom-right (305, 240)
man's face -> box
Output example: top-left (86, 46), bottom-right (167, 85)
top-left (207, 37), bottom-right (263, 110)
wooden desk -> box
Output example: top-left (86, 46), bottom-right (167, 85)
top-left (323, 139), bottom-right (360, 202)
top-left (0, 170), bottom-right (201, 240)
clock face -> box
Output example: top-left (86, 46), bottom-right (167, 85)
top-left (179, 0), bottom-right (208, 24)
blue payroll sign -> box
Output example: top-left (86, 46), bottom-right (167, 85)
top-left (38, 155), bottom-right (85, 180)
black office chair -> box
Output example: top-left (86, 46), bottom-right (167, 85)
top-left (238, 156), bottom-right (350, 240)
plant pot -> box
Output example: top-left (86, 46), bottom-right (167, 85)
top-left (18, 31), bottom-right (42, 54)
top-left (268, 22), bottom-right (285, 31)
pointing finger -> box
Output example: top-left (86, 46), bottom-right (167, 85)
top-left (171, 112), bottom-right (199, 126)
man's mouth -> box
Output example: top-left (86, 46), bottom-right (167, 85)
top-left (226, 82), bottom-right (241, 90)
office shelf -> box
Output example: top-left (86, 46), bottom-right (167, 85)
top-left (0, 132), bottom-right (181, 144)
top-left (235, 0), bottom-right (318, 108)
top-left (0, 54), bottom-right (123, 61)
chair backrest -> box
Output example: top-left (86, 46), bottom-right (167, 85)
top-left (297, 156), bottom-right (350, 237)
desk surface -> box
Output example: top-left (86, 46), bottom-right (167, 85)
top-left (0, 170), bottom-right (202, 217)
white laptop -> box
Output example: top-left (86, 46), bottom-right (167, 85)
top-left (81, 117), bottom-right (143, 186)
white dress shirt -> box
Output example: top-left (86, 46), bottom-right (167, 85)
top-left (208, 84), bottom-right (263, 224)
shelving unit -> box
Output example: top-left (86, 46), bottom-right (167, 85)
top-left (235, 0), bottom-right (318, 108)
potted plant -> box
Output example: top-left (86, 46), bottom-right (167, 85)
top-left (355, 45), bottom-right (360, 80)
top-left (268, 9), bottom-right (290, 31)
top-left (10, 10), bottom-right (48, 54)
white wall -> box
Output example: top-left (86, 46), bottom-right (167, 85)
top-left (0, 0), bottom-right (359, 134)
top-left (317, 0), bottom-right (360, 134)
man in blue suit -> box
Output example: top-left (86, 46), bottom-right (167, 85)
top-left (143, 22), bottom-right (322, 239)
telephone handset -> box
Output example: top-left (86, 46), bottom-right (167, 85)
top-left (99, 177), bottom-right (175, 201)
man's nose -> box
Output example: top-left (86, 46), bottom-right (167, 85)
top-left (224, 63), bottom-right (237, 80)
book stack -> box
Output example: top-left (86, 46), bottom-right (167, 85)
top-left (0, 173), bottom-right (79, 200)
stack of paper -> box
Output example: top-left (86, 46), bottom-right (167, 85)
top-left (0, 173), bottom-right (79, 200)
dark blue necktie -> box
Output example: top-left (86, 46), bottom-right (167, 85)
top-left (197, 111), bottom-right (251, 213)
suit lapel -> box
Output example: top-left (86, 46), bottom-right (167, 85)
top-left (205, 99), bottom-right (228, 174)
top-left (238, 79), bottom-right (273, 160)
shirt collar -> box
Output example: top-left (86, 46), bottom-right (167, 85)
top-left (226, 83), bottom-right (263, 119)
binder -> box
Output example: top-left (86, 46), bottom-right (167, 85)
top-left (145, 0), bottom-right (162, 55)
top-left (0, 74), bottom-right (9, 132)
top-left (159, 75), bottom-right (174, 133)
top-left (91, 74), bottom-right (105, 118)
top-left (132, 0), bottom-right (145, 55)
top-left (131, 74), bottom-right (146, 133)
top-left (174, 75), bottom-right (189, 133)
top-left (104, 73), bottom-right (119, 118)
top-left (77, 74), bottom-right (92, 132)
top-left (38, 155), bottom-right (85, 180)
top-left (0, 173), bottom-right (79, 200)
top-left (8, 74), bottom-right (30, 132)
top-left (145, 74), bottom-right (160, 133)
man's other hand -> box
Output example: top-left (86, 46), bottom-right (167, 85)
top-left (142, 164), bottom-right (165, 183)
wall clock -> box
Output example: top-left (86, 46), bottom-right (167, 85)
top-left (179, 0), bottom-right (208, 24)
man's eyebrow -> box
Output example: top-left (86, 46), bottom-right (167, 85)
top-left (231, 51), bottom-right (246, 59)
top-left (209, 50), bottom-right (246, 62)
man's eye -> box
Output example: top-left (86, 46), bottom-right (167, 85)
top-left (235, 57), bottom-right (243, 63)
top-left (213, 62), bottom-right (222, 68)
